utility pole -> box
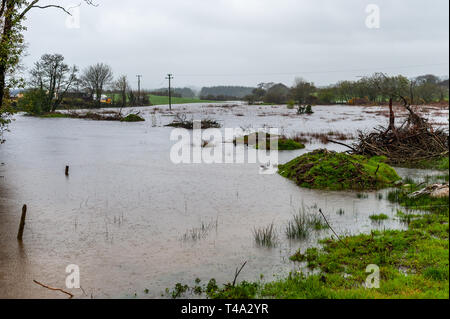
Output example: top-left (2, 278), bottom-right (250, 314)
top-left (136, 75), bottom-right (142, 105)
top-left (166, 73), bottom-right (173, 110)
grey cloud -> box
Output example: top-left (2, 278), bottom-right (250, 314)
top-left (22, 0), bottom-right (449, 88)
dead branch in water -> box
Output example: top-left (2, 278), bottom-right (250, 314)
top-left (326, 139), bottom-right (357, 153)
top-left (232, 261), bottom-right (248, 287)
top-left (318, 209), bottom-right (348, 249)
top-left (33, 280), bottom-right (74, 299)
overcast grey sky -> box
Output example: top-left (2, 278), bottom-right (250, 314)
top-left (22, 0), bottom-right (449, 89)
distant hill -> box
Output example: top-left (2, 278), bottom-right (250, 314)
top-left (199, 86), bottom-right (255, 100)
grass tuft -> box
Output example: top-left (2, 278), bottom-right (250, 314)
top-left (369, 213), bottom-right (389, 221)
top-left (253, 223), bottom-right (278, 247)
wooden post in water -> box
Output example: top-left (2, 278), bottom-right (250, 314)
top-left (65, 166), bottom-right (69, 176)
top-left (17, 205), bottom-right (27, 241)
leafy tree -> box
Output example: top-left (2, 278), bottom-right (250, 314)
top-left (413, 74), bottom-right (442, 103)
top-left (16, 88), bottom-right (46, 114)
top-left (317, 87), bottom-right (336, 104)
top-left (290, 78), bottom-right (315, 105)
top-left (199, 86), bottom-right (254, 99)
top-left (263, 83), bottom-right (289, 104)
top-left (30, 53), bottom-right (78, 112)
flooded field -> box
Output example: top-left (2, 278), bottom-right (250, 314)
top-left (0, 103), bottom-right (448, 298)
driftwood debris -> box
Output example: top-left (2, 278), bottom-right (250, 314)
top-left (346, 98), bottom-right (448, 165)
top-left (33, 280), bottom-right (74, 299)
top-left (409, 183), bottom-right (449, 199)
top-left (165, 113), bottom-right (221, 129)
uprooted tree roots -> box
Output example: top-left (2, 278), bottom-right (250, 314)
top-left (335, 99), bottom-right (449, 165)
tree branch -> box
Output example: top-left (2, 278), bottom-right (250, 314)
top-left (18, 0), bottom-right (98, 22)
top-left (31, 5), bottom-right (71, 15)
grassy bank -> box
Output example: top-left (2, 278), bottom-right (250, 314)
top-left (168, 177), bottom-right (449, 299)
top-left (278, 149), bottom-right (400, 190)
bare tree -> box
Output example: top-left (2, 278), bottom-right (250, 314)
top-left (113, 75), bottom-right (129, 113)
top-left (81, 63), bottom-right (113, 107)
top-left (30, 53), bottom-right (78, 112)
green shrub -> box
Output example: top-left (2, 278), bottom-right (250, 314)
top-left (18, 89), bottom-right (48, 115)
top-left (287, 100), bottom-right (295, 109)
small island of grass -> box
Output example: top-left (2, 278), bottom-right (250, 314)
top-left (369, 213), bottom-right (389, 221)
top-left (120, 113), bottom-right (145, 122)
top-left (234, 132), bottom-right (305, 151)
top-left (278, 149), bottom-right (400, 190)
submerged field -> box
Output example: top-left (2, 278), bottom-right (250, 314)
top-left (0, 102), bottom-right (448, 298)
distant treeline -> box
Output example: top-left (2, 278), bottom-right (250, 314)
top-left (150, 87), bottom-right (196, 98)
top-left (244, 74), bottom-right (449, 105)
top-left (199, 86), bottom-right (255, 100)
top-left (10, 51), bottom-right (450, 117)
top-left (148, 86), bottom-right (257, 101)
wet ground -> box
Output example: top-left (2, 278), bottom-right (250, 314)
top-left (0, 103), bottom-right (448, 298)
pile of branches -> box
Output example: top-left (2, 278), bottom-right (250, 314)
top-left (165, 113), bottom-right (221, 129)
top-left (349, 99), bottom-right (448, 165)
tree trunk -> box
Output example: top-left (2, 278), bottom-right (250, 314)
top-left (388, 98), bottom-right (395, 131)
top-left (0, 3), bottom-right (14, 108)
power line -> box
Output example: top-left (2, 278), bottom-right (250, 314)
top-left (136, 75), bottom-right (142, 104)
top-left (166, 74), bottom-right (174, 111)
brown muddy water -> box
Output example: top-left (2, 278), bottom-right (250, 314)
top-left (0, 103), bottom-right (448, 298)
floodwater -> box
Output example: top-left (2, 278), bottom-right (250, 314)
top-left (0, 103), bottom-right (448, 298)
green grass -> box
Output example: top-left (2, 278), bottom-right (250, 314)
top-left (397, 156), bottom-right (449, 171)
top-left (235, 133), bottom-right (305, 151)
top-left (35, 112), bottom-right (72, 118)
top-left (148, 95), bottom-right (218, 106)
top-left (180, 219), bottom-right (218, 242)
top-left (120, 114), bottom-right (145, 122)
top-left (168, 176), bottom-right (449, 299)
top-left (285, 212), bottom-right (312, 240)
top-left (255, 138), bottom-right (306, 151)
top-left (253, 223), bottom-right (278, 248)
top-left (369, 214), bottom-right (389, 221)
top-left (285, 209), bottom-right (328, 240)
top-left (278, 149), bottom-right (401, 190)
